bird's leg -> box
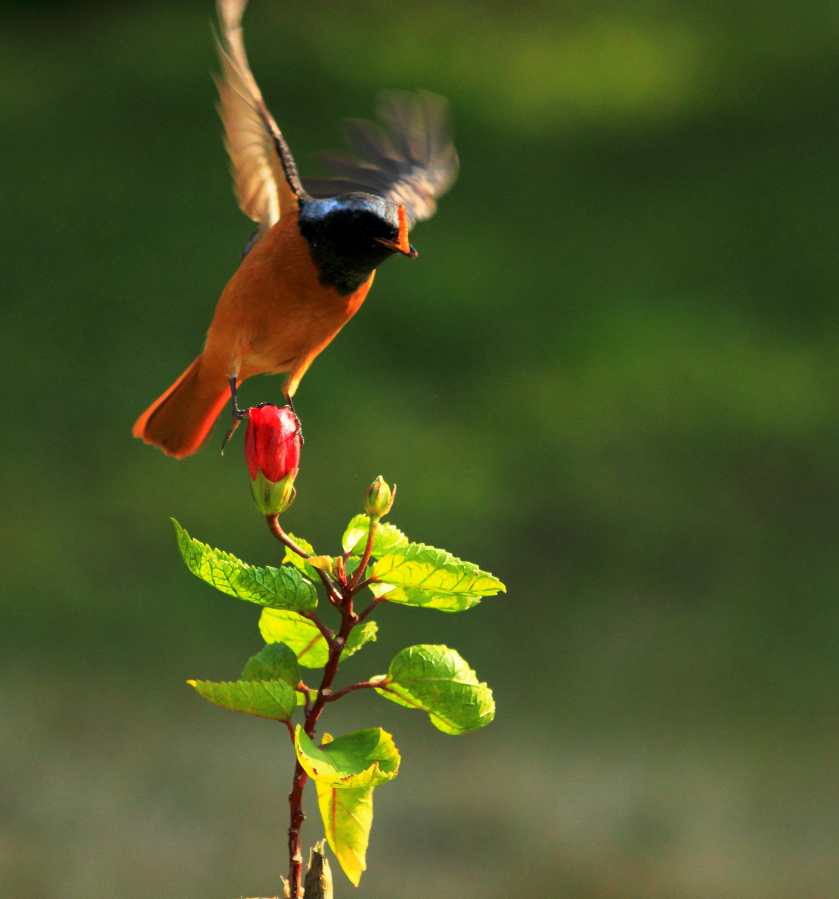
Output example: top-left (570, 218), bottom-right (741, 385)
top-left (220, 377), bottom-right (246, 455)
top-left (282, 392), bottom-right (304, 445)
top-left (229, 376), bottom-right (246, 419)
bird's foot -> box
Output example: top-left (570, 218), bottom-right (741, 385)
top-left (220, 376), bottom-right (246, 455)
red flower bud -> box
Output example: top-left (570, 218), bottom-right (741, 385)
top-left (245, 405), bottom-right (301, 515)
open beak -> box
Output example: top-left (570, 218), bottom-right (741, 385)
top-left (375, 204), bottom-right (418, 257)
top-left (376, 236), bottom-right (418, 257)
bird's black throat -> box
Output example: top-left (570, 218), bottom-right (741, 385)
top-left (298, 194), bottom-right (402, 296)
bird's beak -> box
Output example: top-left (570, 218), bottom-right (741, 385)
top-left (376, 237), bottom-right (418, 257)
top-left (376, 205), bottom-right (418, 257)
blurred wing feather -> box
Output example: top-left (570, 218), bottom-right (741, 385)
top-left (302, 90), bottom-right (458, 226)
top-left (215, 0), bottom-right (303, 243)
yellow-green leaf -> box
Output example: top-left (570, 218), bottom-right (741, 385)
top-left (342, 514), bottom-right (409, 556)
top-left (314, 783), bottom-right (373, 887)
top-left (294, 727), bottom-right (399, 789)
top-left (260, 610), bottom-right (378, 668)
top-left (371, 543), bottom-right (505, 612)
top-left (295, 727), bottom-right (400, 886)
top-left (188, 678), bottom-right (297, 720)
top-left (174, 520), bottom-right (317, 611)
top-left (373, 644), bottom-right (495, 734)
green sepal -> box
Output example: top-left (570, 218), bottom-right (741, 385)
top-left (188, 678), bottom-right (297, 721)
top-left (342, 514), bottom-right (408, 556)
top-left (174, 520), bottom-right (317, 611)
top-left (373, 644), bottom-right (495, 734)
top-left (370, 543), bottom-right (505, 612)
top-left (241, 641), bottom-right (300, 686)
top-left (295, 727), bottom-right (400, 886)
top-left (250, 468), bottom-right (296, 516)
top-left (259, 609), bottom-right (378, 668)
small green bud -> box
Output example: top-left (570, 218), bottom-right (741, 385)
top-left (364, 476), bottom-right (395, 521)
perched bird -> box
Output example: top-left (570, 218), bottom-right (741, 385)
top-left (133, 0), bottom-right (458, 458)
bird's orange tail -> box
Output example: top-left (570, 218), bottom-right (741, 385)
top-left (133, 357), bottom-right (233, 459)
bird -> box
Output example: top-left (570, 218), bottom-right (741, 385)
top-left (133, 0), bottom-right (458, 459)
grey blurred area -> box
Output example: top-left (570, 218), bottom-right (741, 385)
top-left (2, 0), bottom-right (839, 896)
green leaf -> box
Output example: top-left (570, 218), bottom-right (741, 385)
top-left (370, 543), bottom-right (505, 612)
top-left (342, 514), bottom-right (409, 556)
top-left (343, 620), bottom-right (378, 657)
top-left (188, 678), bottom-right (297, 721)
top-left (295, 727), bottom-right (399, 788)
top-left (282, 533), bottom-right (323, 581)
top-left (241, 641), bottom-right (300, 686)
top-left (259, 610), bottom-right (327, 667)
top-left (373, 645), bottom-right (495, 734)
top-left (260, 610), bottom-right (379, 668)
top-left (174, 520), bottom-right (317, 612)
top-left (295, 727), bottom-right (400, 886)
top-left (313, 784), bottom-right (373, 887)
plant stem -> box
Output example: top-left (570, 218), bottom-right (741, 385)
top-left (348, 517), bottom-right (377, 589)
top-left (303, 593), bottom-right (356, 738)
top-left (355, 596), bottom-right (382, 624)
top-left (323, 680), bottom-right (381, 702)
top-left (302, 610), bottom-right (335, 647)
top-left (268, 513), bottom-right (365, 898)
top-left (287, 760), bottom-right (308, 897)
top-left (266, 514), bottom-right (342, 607)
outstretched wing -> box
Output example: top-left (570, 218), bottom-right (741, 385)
top-left (302, 90), bottom-right (459, 227)
top-left (214, 0), bottom-right (305, 246)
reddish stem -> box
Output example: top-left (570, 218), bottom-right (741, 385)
top-left (324, 680), bottom-right (382, 702)
top-left (296, 684), bottom-right (312, 719)
top-left (287, 760), bottom-right (308, 897)
top-left (351, 576), bottom-right (378, 596)
top-left (266, 514), bottom-right (341, 605)
top-left (302, 596), bottom-right (356, 737)
top-left (355, 596), bottom-right (383, 624)
top-left (301, 610), bottom-right (335, 647)
top-left (265, 512), bottom-right (374, 898)
top-left (348, 517), bottom-right (377, 589)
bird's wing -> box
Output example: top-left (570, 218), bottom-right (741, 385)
top-left (214, 0), bottom-right (305, 245)
top-left (302, 90), bottom-right (459, 227)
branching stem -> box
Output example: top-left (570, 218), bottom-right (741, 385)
top-left (324, 680), bottom-right (381, 702)
top-left (355, 596), bottom-right (383, 624)
top-left (266, 514), bottom-right (342, 606)
top-left (348, 517), bottom-right (377, 589)
top-left (301, 610), bottom-right (335, 647)
top-left (267, 511), bottom-right (373, 898)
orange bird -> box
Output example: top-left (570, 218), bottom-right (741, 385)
top-left (133, 0), bottom-right (458, 458)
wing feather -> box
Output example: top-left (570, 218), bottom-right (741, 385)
top-left (214, 0), bottom-right (303, 245)
top-left (302, 90), bottom-right (459, 227)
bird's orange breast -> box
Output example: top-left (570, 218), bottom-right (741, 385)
top-left (201, 211), bottom-right (374, 385)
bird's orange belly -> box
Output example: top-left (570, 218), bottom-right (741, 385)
top-left (201, 214), bottom-right (372, 381)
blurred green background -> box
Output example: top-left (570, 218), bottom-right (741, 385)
top-left (3, 0), bottom-right (839, 896)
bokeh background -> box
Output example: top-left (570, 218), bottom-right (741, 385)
top-left (3, 0), bottom-right (839, 896)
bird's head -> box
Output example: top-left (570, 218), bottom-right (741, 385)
top-left (298, 193), bottom-right (417, 295)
